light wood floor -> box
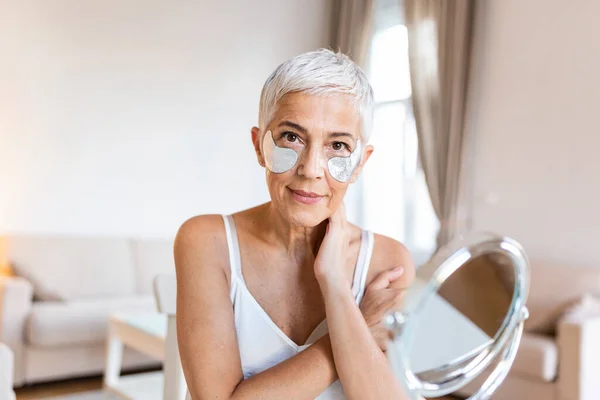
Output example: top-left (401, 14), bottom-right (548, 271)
top-left (15, 375), bottom-right (462, 399)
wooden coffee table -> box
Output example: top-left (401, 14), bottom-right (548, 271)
top-left (103, 311), bottom-right (167, 399)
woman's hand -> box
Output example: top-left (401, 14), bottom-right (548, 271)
top-left (314, 203), bottom-right (407, 351)
top-left (314, 203), bottom-right (351, 289)
top-left (359, 267), bottom-right (405, 352)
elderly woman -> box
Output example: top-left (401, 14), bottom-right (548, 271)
top-left (175, 49), bottom-right (415, 399)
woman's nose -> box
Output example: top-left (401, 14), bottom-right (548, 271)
top-left (297, 146), bottom-right (325, 179)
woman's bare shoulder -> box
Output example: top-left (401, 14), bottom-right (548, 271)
top-left (174, 214), bottom-right (230, 279)
top-left (367, 232), bottom-right (416, 289)
top-left (175, 214), bottom-right (227, 249)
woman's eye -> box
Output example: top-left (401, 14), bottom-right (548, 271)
top-left (332, 142), bottom-right (349, 151)
top-left (283, 132), bottom-right (298, 143)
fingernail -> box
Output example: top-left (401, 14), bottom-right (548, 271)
top-left (393, 267), bottom-right (404, 273)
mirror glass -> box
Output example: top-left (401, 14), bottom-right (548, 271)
top-left (406, 252), bottom-right (516, 380)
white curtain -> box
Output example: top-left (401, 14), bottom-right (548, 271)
top-left (331, 0), bottom-right (375, 67)
top-left (403, 0), bottom-right (477, 248)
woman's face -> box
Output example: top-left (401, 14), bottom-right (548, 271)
top-left (252, 92), bottom-right (373, 227)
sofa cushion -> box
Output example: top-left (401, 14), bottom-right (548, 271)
top-left (511, 333), bottom-right (558, 383)
top-left (26, 295), bottom-right (156, 347)
top-left (7, 236), bottom-right (136, 301)
top-left (525, 262), bottom-right (600, 334)
top-left (131, 238), bottom-right (175, 295)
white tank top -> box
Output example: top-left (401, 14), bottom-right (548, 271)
top-left (222, 214), bottom-right (375, 399)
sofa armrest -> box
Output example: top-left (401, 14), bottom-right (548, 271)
top-left (0, 343), bottom-right (16, 400)
top-left (0, 277), bottom-right (33, 386)
top-left (556, 312), bottom-right (600, 400)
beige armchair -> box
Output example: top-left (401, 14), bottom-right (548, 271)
top-left (455, 312), bottom-right (600, 400)
top-left (456, 263), bottom-right (600, 400)
top-left (555, 312), bottom-right (600, 399)
top-left (0, 342), bottom-right (16, 400)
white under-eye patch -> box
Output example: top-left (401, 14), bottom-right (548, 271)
top-left (262, 130), bottom-right (299, 173)
top-left (327, 139), bottom-right (362, 183)
top-left (261, 130), bottom-right (362, 183)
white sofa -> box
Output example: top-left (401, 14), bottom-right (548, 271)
top-left (0, 235), bottom-right (175, 387)
top-left (0, 343), bottom-right (16, 400)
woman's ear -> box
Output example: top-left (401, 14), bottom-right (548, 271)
top-left (251, 127), bottom-right (265, 167)
top-left (348, 144), bottom-right (374, 184)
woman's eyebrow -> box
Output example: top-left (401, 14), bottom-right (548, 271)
top-left (278, 120), bottom-right (307, 133)
top-left (329, 132), bottom-right (355, 140)
top-left (278, 121), bottom-right (355, 140)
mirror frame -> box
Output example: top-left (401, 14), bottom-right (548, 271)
top-left (385, 233), bottom-right (530, 399)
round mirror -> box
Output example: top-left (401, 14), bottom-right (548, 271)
top-left (385, 233), bottom-right (530, 399)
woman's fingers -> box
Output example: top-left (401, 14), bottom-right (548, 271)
top-left (368, 288), bottom-right (406, 322)
top-left (366, 267), bottom-right (404, 293)
top-left (391, 289), bottom-right (406, 311)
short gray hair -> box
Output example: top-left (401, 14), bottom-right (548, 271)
top-left (258, 48), bottom-right (374, 142)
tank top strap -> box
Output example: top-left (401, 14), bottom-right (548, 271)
top-left (222, 214), bottom-right (245, 285)
top-left (352, 230), bottom-right (375, 302)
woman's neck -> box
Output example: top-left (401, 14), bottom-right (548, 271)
top-left (259, 202), bottom-right (328, 263)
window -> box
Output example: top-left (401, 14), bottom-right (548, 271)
top-left (360, 0), bottom-right (439, 262)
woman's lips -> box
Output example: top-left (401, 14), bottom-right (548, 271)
top-left (288, 188), bottom-right (324, 204)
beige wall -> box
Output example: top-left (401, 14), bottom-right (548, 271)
top-left (0, 0), bottom-right (334, 237)
top-left (467, 0), bottom-right (600, 267)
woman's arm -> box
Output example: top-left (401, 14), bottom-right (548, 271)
top-left (314, 208), bottom-right (415, 400)
top-left (320, 276), bottom-right (409, 400)
top-left (231, 335), bottom-right (335, 399)
top-left (175, 215), bottom-right (338, 400)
